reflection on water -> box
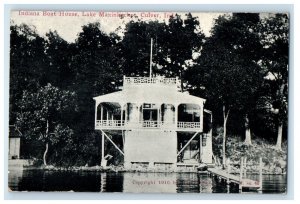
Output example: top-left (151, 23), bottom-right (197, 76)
top-left (8, 169), bottom-right (286, 193)
top-left (123, 172), bottom-right (177, 193)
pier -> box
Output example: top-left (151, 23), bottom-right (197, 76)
top-left (207, 157), bottom-right (263, 192)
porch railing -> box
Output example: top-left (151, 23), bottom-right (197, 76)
top-left (95, 120), bottom-right (201, 130)
top-left (96, 120), bottom-right (124, 128)
top-left (177, 122), bottom-right (201, 129)
top-left (123, 76), bottom-right (181, 88)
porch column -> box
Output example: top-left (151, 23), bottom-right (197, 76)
top-left (200, 102), bottom-right (204, 132)
top-left (134, 103), bottom-right (141, 123)
top-left (137, 103), bottom-right (142, 126)
top-left (175, 103), bottom-right (179, 129)
top-left (120, 103), bottom-right (124, 125)
top-left (119, 103), bottom-right (125, 146)
top-left (106, 109), bottom-right (109, 121)
top-left (100, 105), bottom-right (103, 121)
top-left (157, 103), bottom-right (162, 125)
top-left (125, 103), bottom-right (128, 123)
top-left (95, 101), bottom-right (99, 127)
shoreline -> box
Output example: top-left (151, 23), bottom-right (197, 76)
top-left (8, 161), bottom-right (286, 175)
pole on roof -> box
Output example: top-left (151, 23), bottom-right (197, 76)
top-left (149, 38), bottom-right (153, 78)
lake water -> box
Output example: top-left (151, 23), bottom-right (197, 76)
top-left (8, 169), bottom-right (286, 193)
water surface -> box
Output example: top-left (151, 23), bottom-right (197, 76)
top-left (8, 169), bottom-right (286, 193)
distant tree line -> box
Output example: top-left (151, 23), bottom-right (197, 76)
top-left (10, 13), bottom-right (288, 167)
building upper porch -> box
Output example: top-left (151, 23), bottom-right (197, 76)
top-left (93, 76), bottom-right (208, 132)
top-left (94, 102), bottom-right (208, 132)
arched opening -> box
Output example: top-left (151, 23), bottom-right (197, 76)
top-left (141, 103), bottom-right (160, 127)
top-left (96, 102), bottom-right (125, 127)
top-left (142, 103), bottom-right (158, 121)
top-left (178, 104), bottom-right (201, 122)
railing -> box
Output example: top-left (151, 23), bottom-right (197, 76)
top-left (96, 120), bottom-right (124, 129)
top-left (123, 76), bottom-right (181, 88)
top-left (95, 120), bottom-right (201, 130)
top-left (141, 120), bottom-right (161, 128)
top-left (177, 122), bottom-right (201, 129)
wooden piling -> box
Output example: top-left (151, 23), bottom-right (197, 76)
top-left (239, 158), bottom-right (243, 192)
top-left (227, 158), bottom-right (230, 193)
top-left (243, 157), bottom-right (247, 178)
top-left (259, 157), bottom-right (263, 192)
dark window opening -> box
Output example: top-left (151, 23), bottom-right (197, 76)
top-left (143, 109), bottom-right (158, 121)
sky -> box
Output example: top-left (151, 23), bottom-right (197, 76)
top-left (10, 11), bottom-right (225, 42)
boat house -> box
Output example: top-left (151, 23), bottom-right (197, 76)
top-left (93, 76), bottom-right (213, 170)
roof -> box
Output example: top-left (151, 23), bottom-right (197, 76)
top-left (9, 125), bottom-right (22, 138)
top-left (93, 86), bottom-right (206, 105)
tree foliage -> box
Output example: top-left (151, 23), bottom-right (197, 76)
top-left (9, 13), bottom-right (289, 166)
top-left (16, 84), bottom-right (77, 165)
top-left (187, 13), bottom-right (265, 165)
top-left (121, 13), bottom-right (205, 91)
top-left (257, 14), bottom-right (289, 149)
top-left (10, 24), bottom-right (48, 122)
top-left (188, 13), bottom-right (264, 124)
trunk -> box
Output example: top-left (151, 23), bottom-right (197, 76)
top-left (222, 122), bottom-right (226, 168)
top-left (43, 143), bottom-right (49, 166)
top-left (43, 120), bottom-right (49, 166)
top-left (244, 114), bottom-right (252, 145)
top-left (222, 105), bottom-right (230, 169)
top-left (276, 121), bottom-right (283, 150)
top-left (180, 72), bottom-right (184, 92)
top-left (275, 83), bottom-right (285, 150)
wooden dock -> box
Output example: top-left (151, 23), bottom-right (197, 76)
top-left (207, 166), bottom-right (261, 191)
top-left (206, 157), bottom-right (263, 192)
top-left (208, 168), bottom-right (241, 184)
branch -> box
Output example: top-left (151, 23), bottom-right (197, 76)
top-left (269, 71), bottom-right (279, 81)
top-left (224, 109), bottom-right (230, 123)
top-left (223, 105), bottom-right (230, 124)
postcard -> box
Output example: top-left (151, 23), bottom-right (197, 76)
top-left (8, 10), bottom-right (288, 193)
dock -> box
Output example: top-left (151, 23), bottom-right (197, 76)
top-left (208, 168), bottom-right (241, 184)
top-left (207, 168), bottom-right (261, 192)
top-left (207, 157), bottom-right (263, 192)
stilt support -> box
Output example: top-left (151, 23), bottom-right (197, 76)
top-left (100, 130), bottom-right (124, 156)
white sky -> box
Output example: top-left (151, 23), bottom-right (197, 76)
top-left (11, 11), bottom-right (225, 42)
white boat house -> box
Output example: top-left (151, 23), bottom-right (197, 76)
top-left (94, 76), bottom-right (213, 170)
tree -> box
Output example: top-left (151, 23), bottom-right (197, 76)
top-left (44, 31), bottom-right (74, 88)
top-left (187, 13), bottom-right (263, 167)
top-left (160, 13), bottom-right (205, 91)
top-left (16, 84), bottom-right (77, 165)
top-left (121, 13), bottom-right (205, 92)
top-left (70, 23), bottom-right (121, 134)
top-left (121, 20), bottom-right (167, 77)
top-left (10, 24), bottom-right (48, 124)
top-left (258, 14), bottom-right (289, 150)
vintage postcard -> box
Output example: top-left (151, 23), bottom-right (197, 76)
top-left (9, 10), bottom-right (288, 193)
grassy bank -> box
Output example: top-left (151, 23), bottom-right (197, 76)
top-left (213, 133), bottom-right (287, 174)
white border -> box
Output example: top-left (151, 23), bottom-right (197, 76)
top-left (1, 0), bottom-right (298, 202)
